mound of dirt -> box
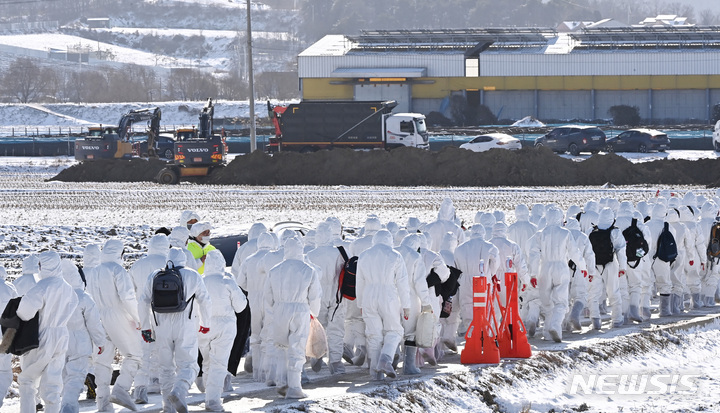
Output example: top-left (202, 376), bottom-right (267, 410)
top-left (51, 147), bottom-right (720, 187)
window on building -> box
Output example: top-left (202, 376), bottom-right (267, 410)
top-left (465, 58), bottom-right (479, 77)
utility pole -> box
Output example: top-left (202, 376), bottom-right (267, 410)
top-left (246, 0), bottom-right (257, 152)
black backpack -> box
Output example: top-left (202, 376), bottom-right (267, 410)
top-left (426, 265), bottom-right (462, 318)
top-left (331, 246), bottom-right (358, 321)
top-left (151, 261), bottom-right (195, 325)
top-left (654, 222), bottom-right (678, 263)
top-left (622, 218), bottom-right (649, 269)
top-left (707, 221), bottom-right (720, 264)
top-left (589, 225), bottom-right (615, 267)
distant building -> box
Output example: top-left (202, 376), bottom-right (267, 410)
top-left (86, 18), bottom-right (110, 29)
top-left (637, 15), bottom-right (692, 27)
top-left (298, 25), bottom-right (720, 123)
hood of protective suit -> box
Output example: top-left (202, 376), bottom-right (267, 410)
top-left (545, 207), bottom-right (564, 227)
top-left (515, 204), bottom-right (530, 221)
top-left (401, 233), bottom-right (422, 250)
top-left (584, 200), bottom-right (599, 214)
top-left (668, 197), bottom-right (681, 210)
top-left (530, 204), bottom-right (545, 219)
top-left (565, 218), bottom-right (581, 231)
top-left (0, 267), bottom-right (6, 281)
top-left (147, 234), bottom-right (170, 256)
top-left (257, 231), bottom-right (278, 250)
top-left (616, 203), bottom-right (633, 219)
top-left (437, 198), bottom-right (456, 221)
top-left (469, 224), bottom-right (485, 239)
top-left (315, 222), bottom-right (334, 247)
top-left (283, 237), bottom-right (304, 260)
top-left (386, 221), bottom-right (399, 234)
top-left (325, 217), bottom-right (343, 237)
top-left (473, 211), bottom-right (483, 224)
top-left (101, 239), bottom-right (124, 265)
top-left (597, 208), bottom-right (615, 230)
top-left (38, 250), bottom-right (62, 280)
top-left (280, 229), bottom-right (298, 245)
top-left (697, 195), bottom-right (707, 206)
top-left (606, 198), bottom-right (620, 213)
top-left (492, 222), bottom-right (508, 238)
top-left (190, 221), bottom-right (213, 239)
top-left (701, 201), bottom-right (718, 220)
top-left (169, 226), bottom-right (190, 248)
top-left (179, 210), bottom-right (200, 226)
top-left (666, 208), bottom-right (680, 223)
top-left (363, 217), bottom-right (383, 236)
top-left (479, 212), bottom-right (496, 230)
top-left (168, 247), bottom-right (187, 268)
top-left (679, 205), bottom-right (695, 222)
top-left (204, 249), bottom-right (226, 276)
top-left (372, 229), bottom-right (394, 247)
top-left (636, 201), bottom-right (650, 218)
top-left (248, 222), bottom-right (268, 241)
top-left (493, 210), bottom-right (505, 224)
top-left (651, 203), bottom-right (667, 220)
top-left (566, 205), bottom-right (581, 221)
top-left (683, 191), bottom-right (697, 207)
top-left (61, 259), bottom-right (84, 289)
top-left (406, 217), bottom-right (422, 233)
top-left (22, 254), bottom-right (40, 275)
top-left (418, 233), bottom-right (430, 250)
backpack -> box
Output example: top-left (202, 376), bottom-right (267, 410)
top-left (654, 222), bottom-right (678, 263)
top-left (707, 221), bottom-right (720, 262)
top-left (151, 261), bottom-right (195, 325)
top-left (622, 218), bottom-right (649, 269)
top-left (588, 225), bottom-right (615, 267)
top-left (330, 246), bottom-right (358, 321)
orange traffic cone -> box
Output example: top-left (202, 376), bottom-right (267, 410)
top-left (461, 276), bottom-right (500, 365)
top-left (496, 264), bottom-right (532, 359)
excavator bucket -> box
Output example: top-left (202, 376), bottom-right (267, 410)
top-left (461, 276), bottom-right (500, 365)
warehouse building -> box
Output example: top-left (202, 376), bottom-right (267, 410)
top-left (297, 26), bottom-right (720, 123)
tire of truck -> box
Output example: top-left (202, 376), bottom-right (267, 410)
top-left (156, 167), bottom-right (179, 185)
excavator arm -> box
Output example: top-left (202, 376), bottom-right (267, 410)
top-left (198, 98), bottom-right (214, 140)
top-left (117, 107), bottom-right (162, 157)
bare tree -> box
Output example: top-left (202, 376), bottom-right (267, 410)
top-left (698, 9), bottom-right (719, 25)
top-left (1, 58), bottom-right (54, 103)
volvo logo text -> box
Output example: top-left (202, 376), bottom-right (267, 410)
top-left (81, 146), bottom-right (100, 150)
top-left (186, 148), bottom-right (209, 152)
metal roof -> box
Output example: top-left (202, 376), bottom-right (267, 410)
top-left (570, 26), bottom-right (720, 49)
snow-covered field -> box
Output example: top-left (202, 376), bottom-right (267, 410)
top-left (0, 157), bottom-right (719, 412)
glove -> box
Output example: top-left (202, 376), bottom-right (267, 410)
top-left (588, 275), bottom-right (594, 283)
top-left (199, 326), bottom-right (210, 334)
top-left (521, 284), bottom-right (526, 292)
top-left (689, 260), bottom-right (694, 266)
top-left (403, 308), bottom-right (410, 320)
top-left (530, 277), bottom-right (537, 288)
top-left (141, 330), bottom-right (154, 343)
top-left (702, 263), bottom-right (706, 271)
top-left (581, 270), bottom-right (588, 278)
top-left (98, 346), bottom-right (104, 355)
top-left (619, 270), bottom-right (625, 278)
top-left (421, 304), bottom-right (433, 313)
top-left (492, 274), bottom-right (500, 286)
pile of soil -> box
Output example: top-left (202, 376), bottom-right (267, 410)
top-left (51, 147), bottom-right (720, 187)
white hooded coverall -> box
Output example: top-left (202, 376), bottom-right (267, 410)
top-left (0, 268), bottom-right (17, 409)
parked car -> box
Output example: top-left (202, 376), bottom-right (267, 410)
top-left (459, 133), bottom-right (522, 152)
top-left (534, 125), bottom-right (606, 155)
top-left (605, 129), bottom-right (670, 153)
top-left (156, 134), bottom-right (176, 159)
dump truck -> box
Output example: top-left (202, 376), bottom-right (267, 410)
top-left (266, 100), bottom-right (429, 152)
top-left (155, 98), bottom-right (227, 184)
top-left (75, 107), bottom-right (161, 161)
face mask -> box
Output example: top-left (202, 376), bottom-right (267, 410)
top-left (200, 235), bottom-right (212, 245)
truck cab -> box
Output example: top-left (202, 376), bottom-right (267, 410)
top-left (74, 126), bottom-right (133, 161)
top-left (384, 113), bottom-right (429, 150)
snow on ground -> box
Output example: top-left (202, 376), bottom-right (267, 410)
top-left (105, 27), bottom-right (293, 41)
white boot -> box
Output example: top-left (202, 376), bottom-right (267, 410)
top-left (628, 305), bottom-right (643, 323)
top-left (569, 301), bottom-right (584, 331)
top-left (110, 386), bottom-right (137, 411)
top-left (377, 353), bottom-right (396, 378)
top-left (659, 295), bottom-right (672, 317)
top-left (402, 346), bottom-right (421, 375)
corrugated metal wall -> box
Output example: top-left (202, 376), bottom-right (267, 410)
top-left (652, 90), bottom-right (707, 121)
top-left (299, 54), bottom-right (465, 78)
top-left (596, 90), bottom-right (650, 119)
top-left (484, 91), bottom-right (536, 120)
top-left (538, 91), bottom-right (593, 120)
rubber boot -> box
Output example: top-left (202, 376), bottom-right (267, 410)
top-left (419, 347), bottom-right (437, 366)
top-left (628, 305), bottom-right (643, 323)
top-left (377, 353), bottom-right (396, 378)
top-left (85, 373), bottom-right (97, 400)
top-left (169, 383), bottom-right (189, 413)
top-left (402, 346), bottom-right (421, 375)
top-left (223, 373), bottom-right (234, 393)
top-left (205, 398), bottom-right (224, 412)
top-left (134, 385), bottom-right (148, 404)
top-left (548, 329), bottom-right (561, 343)
top-left (442, 337), bottom-right (457, 352)
top-left (706, 295), bottom-right (716, 307)
top-left (96, 396), bottom-right (114, 413)
top-left (276, 386), bottom-right (287, 397)
top-left (147, 378), bottom-right (161, 394)
top-left (569, 301), bottom-right (584, 331)
top-left (110, 386), bottom-right (137, 411)
top-left (310, 357), bottom-right (325, 373)
top-left (592, 318), bottom-right (602, 330)
top-left (692, 293), bottom-right (704, 309)
top-left (392, 352), bottom-right (400, 369)
top-left (286, 387), bottom-right (307, 399)
top-left (672, 294), bottom-right (684, 314)
top-left (342, 344), bottom-right (355, 364)
top-left (351, 345), bottom-right (366, 367)
top-left (611, 317), bottom-right (624, 328)
top-left (659, 295), bottom-right (672, 317)
top-left (244, 354), bottom-right (253, 373)
top-left (642, 307), bottom-right (652, 321)
top-left (329, 361), bottom-right (345, 375)
top-left (195, 376), bottom-right (205, 393)
top-left (370, 369), bottom-right (383, 381)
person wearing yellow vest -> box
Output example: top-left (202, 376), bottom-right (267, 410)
top-left (188, 222), bottom-right (216, 274)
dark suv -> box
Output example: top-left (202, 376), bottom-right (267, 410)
top-left (605, 129), bottom-right (669, 153)
top-left (535, 125), bottom-right (606, 156)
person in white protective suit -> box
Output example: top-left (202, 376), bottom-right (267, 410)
top-left (356, 230), bottom-right (411, 380)
top-left (666, 206), bottom-right (690, 314)
top-left (489, 222), bottom-right (530, 309)
top-left (81, 243), bottom-right (103, 399)
top-left (60, 259), bottom-right (106, 413)
top-left (563, 218), bottom-right (594, 330)
top-left (507, 204), bottom-right (540, 333)
top-left (699, 201), bottom-right (720, 306)
top-left (14, 255), bottom-right (39, 296)
top-left (454, 224), bottom-right (500, 337)
top-left (231, 222), bottom-right (269, 279)
top-left (645, 202), bottom-right (675, 316)
top-left (475, 212), bottom-right (497, 241)
top-left (179, 210), bottom-right (201, 230)
top-left (411, 233), bottom-right (449, 363)
top-left (586, 207), bottom-right (627, 329)
top-left (85, 239), bottom-right (144, 412)
top-left (394, 234), bottom-right (431, 374)
top-left (529, 203), bottom-right (545, 226)
top-left (423, 198), bottom-right (465, 253)
top-left (139, 247), bottom-right (213, 413)
top-left (679, 205), bottom-right (705, 309)
top-left (198, 250), bottom-right (247, 411)
top-left (169, 226), bottom-right (198, 271)
top-left (306, 222), bottom-right (348, 375)
top-left (578, 200), bottom-right (600, 234)
top-left (17, 251), bottom-right (78, 413)
top-left (128, 234), bottom-right (170, 403)
top-left (187, 221), bottom-right (215, 274)
top-left (614, 204), bottom-right (653, 322)
top-left (527, 207), bottom-right (584, 342)
top-left (0, 267), bottom-right (17, 409)
top-left (263, 237), bottom-right (322, 398)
